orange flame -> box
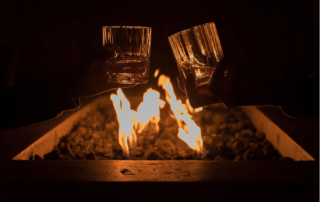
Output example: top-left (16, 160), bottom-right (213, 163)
top-left (134, 89), bottom-right (165, 133)
top-left (110, 88), bottom-right (165, 158)
top-left (110, 89), bottom-right (137, 158)
top-left (158, 75), bottom-right (203, 157)
top-left (111, 71), bottom-right (203, 158)
top-left (154, 69), bottom-right (160, 78)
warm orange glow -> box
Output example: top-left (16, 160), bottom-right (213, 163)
top-left (194, 68), bottom-right (202, 79)
top-left (111, 74), bottom-right (203, 158)
top-left (111, 88), bottom-right (165, 158)
top-left (110, 89), bottom-right (137, 158)
top-left (158, 75), bottom-right (203, 157)
top-left (154, 69), bottom-right (160, 78)
top-left (134, 88), bottom-right (165, 133)
top-left (185, 99), bottom-right (203, 113)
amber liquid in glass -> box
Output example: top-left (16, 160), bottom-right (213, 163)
top-left (106, 45), bottom-right (149, 84)
top-left (178, 63), bottom-right (215, 86)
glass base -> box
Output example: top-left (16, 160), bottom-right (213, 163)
top-left (107, 74), bottom-right (149, 84)
top-left (196, 77), bottom-right (210, 86)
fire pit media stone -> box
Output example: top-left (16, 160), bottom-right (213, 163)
top-left (35, 101), bottom-right (292, 161)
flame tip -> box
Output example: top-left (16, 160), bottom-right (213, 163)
top-left (111, 73), bottom-right (203, 157)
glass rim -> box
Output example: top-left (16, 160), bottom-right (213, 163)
top-left (102, 25), bottom-right (151, 29)
top-left (168, 22), bottom-right (215, 39)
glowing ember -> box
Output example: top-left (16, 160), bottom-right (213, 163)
top-left (158, 75), bottom-right (203, 157)
top-left (154, 69), bottom-right (160, 77)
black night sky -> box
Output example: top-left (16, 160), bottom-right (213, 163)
top-left (0, 0), bottom-right (318, 97)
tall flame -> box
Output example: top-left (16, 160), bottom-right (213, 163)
top-left (110, 89), bottom-right (137, 158)
top-left (110, 88), bottom-right (165, 158)
top-left (158, 75), bottom-right (203, 157)
top-left (111, 70), bottom-right (203, 158)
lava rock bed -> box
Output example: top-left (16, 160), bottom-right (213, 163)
top-left (36, 102), bottom-right (293, 161)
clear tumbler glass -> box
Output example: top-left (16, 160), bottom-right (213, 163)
top-left (168, 22), bottom-right (223, 86)
top-left (103, 26), bottom-right (152, 84)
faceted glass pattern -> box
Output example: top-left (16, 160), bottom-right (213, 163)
top-left (103, 26), bottom-right (152, 84)
top-left (168, 22), bottom-right (223, 86)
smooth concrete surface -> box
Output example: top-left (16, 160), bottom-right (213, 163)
top-left (0, 161), bottom-right (317, 202)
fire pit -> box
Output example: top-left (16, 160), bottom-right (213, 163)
top-left (2, 74), bottom-right (318, 201)
top-left (13, 74), bottom-right (314, 161)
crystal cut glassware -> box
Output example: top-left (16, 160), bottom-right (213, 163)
top-left (103, 26), bottom-right (152, 84)
top-left (168, 22), bottom-right (223, 86)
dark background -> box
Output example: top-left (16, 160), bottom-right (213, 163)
top-left (0, 0), bottom-right (318, 97)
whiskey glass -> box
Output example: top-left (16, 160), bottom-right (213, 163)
top-left (103, 26), bottom-right (152, 84)
top-left (168, 22), bottom-right (223, 86)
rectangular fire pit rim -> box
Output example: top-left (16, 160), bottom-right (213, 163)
top-left (12, 96), bottom-right (112, 160)
top-left (12, 95), bottom-right (315, 161)
top-left (0, 161), bottom-right (318, 184)
top-left (243, 107), bottom-right (315, 161)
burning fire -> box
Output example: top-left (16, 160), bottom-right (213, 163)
top-left (110, 89), bottom-right (137, 159)
top-left (134, 89), bottom-right (165, 133)
top-left (110, 71), bottom-right (203, 158)
top-left (158, 75), bottom-right (203, 157)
